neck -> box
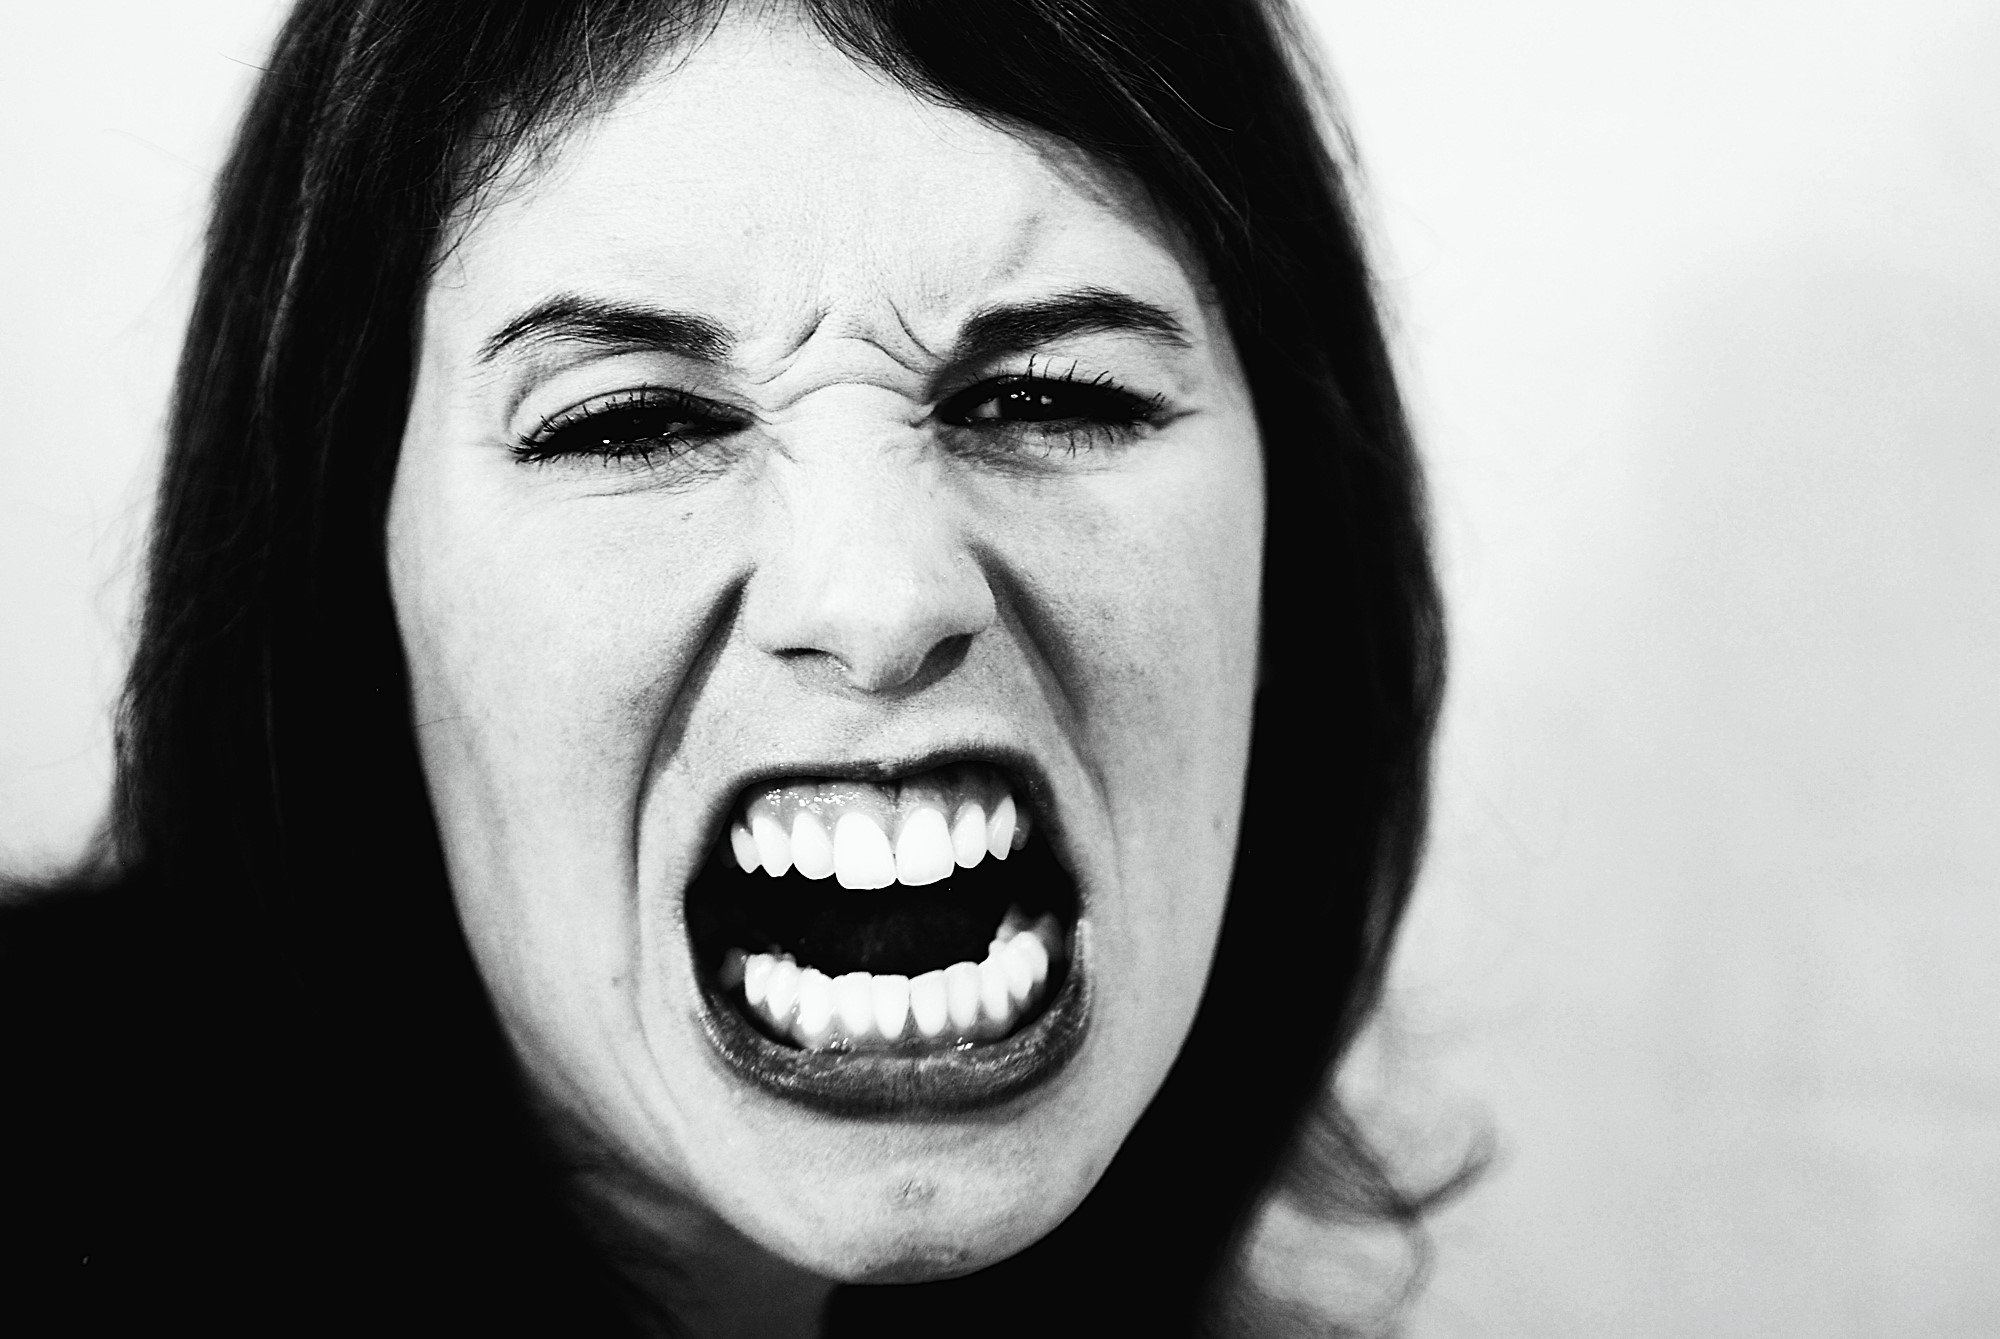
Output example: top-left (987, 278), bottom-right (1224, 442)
top-left (516, 1058), bottom-right (836, 1336)
top-left (566, 1157), bottom-right (834, 1339)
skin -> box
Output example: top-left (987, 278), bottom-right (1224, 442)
top-left (387, 9), bottom-right (1263, 1335)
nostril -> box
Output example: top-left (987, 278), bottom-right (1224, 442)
top-left (920, 632), bottom-right (974, 678)
top-left (883, 631), bottom-right (973, 693)
top-left (778, 631), bottom-right (974, 695)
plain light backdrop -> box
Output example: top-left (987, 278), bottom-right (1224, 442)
top-left (3, 3), bottom-right (1995, 1334)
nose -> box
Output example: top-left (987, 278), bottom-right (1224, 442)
top-left (744, 451), bottom-right (996, 694)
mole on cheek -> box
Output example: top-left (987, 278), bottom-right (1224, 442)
top-left (893, 1178), bottom-right (938, 1207)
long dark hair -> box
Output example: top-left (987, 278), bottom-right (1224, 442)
top-left (6, 0), bottom-right (1447, 1331)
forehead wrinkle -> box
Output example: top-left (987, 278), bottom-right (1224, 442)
top-left (770, 306), bottom-right (830, 363)
top-left (969, 204), bottom-right (1055, 293)
top-left (435, 14), bottom-right (1222, 412)
top-left (814, 302), bottom-right (936, 377)
top-left (888, 298), bottom-right (943, 368)
top-left (743, 328), bottom-right (934, 419)
top-left (755, 297), bottom-right (934, 378)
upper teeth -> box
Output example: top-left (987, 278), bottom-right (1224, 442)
top-left (726, 767), bottom-right (1031, 889)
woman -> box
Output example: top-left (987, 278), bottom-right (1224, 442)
top-left (1, 0), bottom-right (1447, 1332)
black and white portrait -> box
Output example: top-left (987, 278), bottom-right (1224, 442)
top-left (2, 2), bottom-right (1994, 1333)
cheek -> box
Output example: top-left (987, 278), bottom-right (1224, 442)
top-left (384, 447), bottom-right (747, 1015)
top-left (991, 432), bottom-right (1264, 1015)
top-left (1030, 439), bottom-right (1264, 791)
top-left (392, 468), bottom-right (735, 796)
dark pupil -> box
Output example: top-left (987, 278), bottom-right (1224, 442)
top-left (585, 407), bottom-right (685, 449)
top-left (1001, 387), bottom-right (1067, 421)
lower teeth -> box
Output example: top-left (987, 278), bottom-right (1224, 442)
top-left (720, 906), bottom-right (1063, 1051)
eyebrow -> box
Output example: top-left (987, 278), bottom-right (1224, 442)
top-left (476, 286), bottom-right (1189, 369)
top-left (478, 294), bottom-right (734, 364)
top-left (950, 288), bottom-right (1191, 368)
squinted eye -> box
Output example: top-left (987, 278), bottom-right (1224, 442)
top-left (937, 367), bottom-right (1166, 452)
top-left (513, 389), bottom-right (744, 466)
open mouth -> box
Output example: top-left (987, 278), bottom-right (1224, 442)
top-left (684, 759), bottom-right (1087, 1115)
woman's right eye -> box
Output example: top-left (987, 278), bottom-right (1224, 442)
top-left (513, 389), bottom-right (744, 466)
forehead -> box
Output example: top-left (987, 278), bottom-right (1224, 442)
top-left (436, 11), bottom-right (1205, 351)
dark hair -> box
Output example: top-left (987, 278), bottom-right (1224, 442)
top-left (4, 0), bottom-right (1449, 1330)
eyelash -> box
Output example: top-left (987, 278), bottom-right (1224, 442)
top-left (512, 362), bottom-right (1167, 467)
top-left (512, 387), bottom-right (740, 467)
top-left (936, 360), bottom-right (1168, 455)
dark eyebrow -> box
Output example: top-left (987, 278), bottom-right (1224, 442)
top-left (949, 288), bottom-right (1191, 369)
top-left (478, 294), bottom-right (734, 364)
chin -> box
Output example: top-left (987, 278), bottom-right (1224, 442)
top-left (621, 736), bottom-right (1196, 1280)
top-left (781, 1173), bottom-right (1074, 1284)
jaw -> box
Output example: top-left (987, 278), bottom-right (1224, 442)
top-left (561, 706), bottom-right (1197, 1284)
top-left (429, 739), bottom-right (1216, 1288)
top-left (405, 638), bottom-right (1244, 1283)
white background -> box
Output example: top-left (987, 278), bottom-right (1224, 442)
top-left (2, 3), bottom-right (1995, 1333)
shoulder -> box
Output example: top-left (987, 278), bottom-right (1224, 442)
top-left (0, 873), bottom-right (191, 1111)
top-left (0, 871), bottom-right (226, 1080)
top-left (0, 872), bottom-right (642, 1331)
top-left (0, 874), bottom-right (303, 1320)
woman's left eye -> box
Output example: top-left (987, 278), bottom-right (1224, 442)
top-left (936, 370), bottom-right (1165, 449)
top-left (513, 389), bottom-right (743, 466)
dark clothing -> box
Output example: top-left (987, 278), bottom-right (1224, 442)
top-left (0, 878), bottom-right (636, 1335)
top-left (0, 880), bottom-right (1221, 1335)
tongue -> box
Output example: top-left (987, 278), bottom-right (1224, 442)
top-left (693, 828), bottom-right (1076, 979)
top-left (745, 888), bottom-right (998, 977)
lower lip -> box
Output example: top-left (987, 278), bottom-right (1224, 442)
top-left (693, 947), bottom-right (1090, 1116)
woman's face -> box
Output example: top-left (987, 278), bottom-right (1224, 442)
top-left (389, 11), bottom-right (1262, 1280)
